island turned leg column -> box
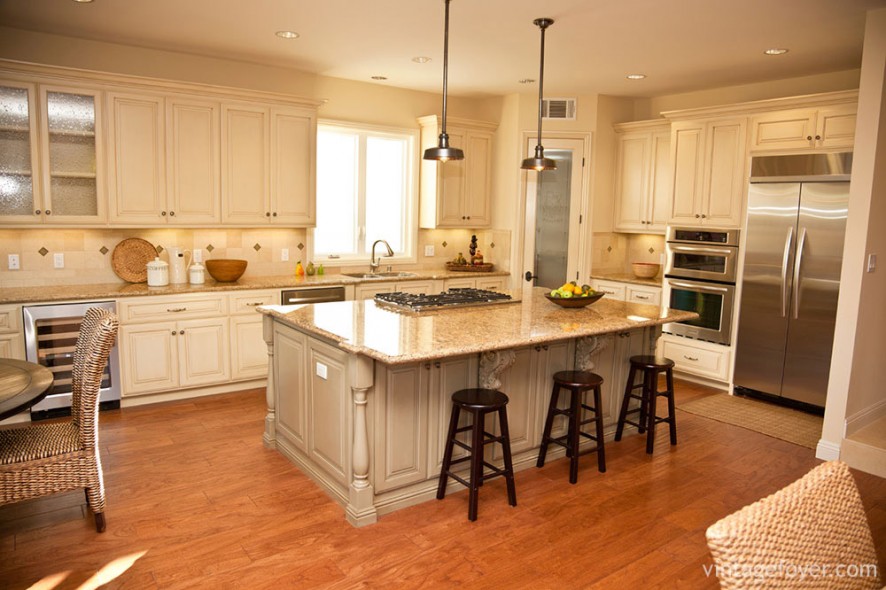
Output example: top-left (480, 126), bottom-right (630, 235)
top-left (262, 315), bottom-right (277, 449)
top-left (347, 354), bottom-right (377, 527)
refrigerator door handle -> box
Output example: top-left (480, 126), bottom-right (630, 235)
top-left (781, 226), bottom-right (794, 317)
top-left (792, 227), bottom-right (807, 320)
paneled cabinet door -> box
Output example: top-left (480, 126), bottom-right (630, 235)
top-left (648, 131), bottom-right (672, 231)
top-left (668, 121), bottom-right (705, 226)
top-left (0, 333), bottom-right (25, 360)
top-left (0, 81), bottom-right (43, 225)
top-left (119, 322), bottom-right (179, 396)
top-left (107, 92), bottom-right (167, 224)
top-left (177, 317), bottom-right (230, 388)
top-left (614, 132), bottom-right (651, 232)
top-left (231, 316), bottom-right (268, 380)
top-left (306, 339), bottom-right (349, 486)
top-left (166, 98), bottom-right (220, 224)
top-left (271, 108), bottom-right (316, 225)
top-left (221, 104), bottom-right (270, 224)
top-left (815, 104), bottom-right (857, 149)
top-left (434, 128), bottom-right (468, 226)
top-left (428, 355), bottom-right (479, 476)
top-left (461, 131), bottom-right (492, 226)
top-left (354, 282), bottom-right (396, 300)
top-left (274, 325), bottom-right (308, 452)
top-left (750, 104), bottom-right (856, 152)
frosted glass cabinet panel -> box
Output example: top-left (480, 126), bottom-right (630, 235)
top-left (0, 82), bottom-right (105, 225)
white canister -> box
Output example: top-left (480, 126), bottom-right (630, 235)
top-left (146, 257), bottom-right (169, 287)
top-left (189, 262), bottom-right (205, 285)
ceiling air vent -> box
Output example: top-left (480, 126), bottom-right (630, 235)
top-left (542, 98), bottom-right (576, 120)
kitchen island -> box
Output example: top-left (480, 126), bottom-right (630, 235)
top-left (258, 287), bottom-right (696, 526)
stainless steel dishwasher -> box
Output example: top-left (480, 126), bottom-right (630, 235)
top-left (280, 286), bottom-right (346, 305)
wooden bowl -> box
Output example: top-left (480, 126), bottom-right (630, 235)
top-left (631, 262), bottom-right (661, 279)
top-left (544, 292), bottom-right (605, 308)
top-left (205, 259), bottom-right (247, 282)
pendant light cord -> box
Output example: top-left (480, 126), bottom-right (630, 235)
top-left (535, 20), bottom-right (547, 151)
top-left (441, 0), bottom-right (452, 138)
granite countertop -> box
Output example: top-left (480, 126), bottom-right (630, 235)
top-left (590, 272), bottom-right (663, 288)
top-left (259, 287), bottom-right (697, 365)
top-left (0, 269), bottom-right (510, 305)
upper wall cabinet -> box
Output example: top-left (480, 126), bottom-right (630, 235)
top-left (0, 81), bottom-right (106, 225)
top-left (418, 115), bottom-right (496, 229)
top-left (222, 105), bottom-right (316, 226)
top-left (668, 117), bottom-right (747, 228)
top-left (749, 103), bottom-right (856, 152)
top-left (612, 120), bottom-right (671, 234)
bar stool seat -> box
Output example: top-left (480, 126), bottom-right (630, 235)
top-left (436, 388), bottom-right (517, 521)
top-left (537, 370), bottom-right (606, 484)
top-left (615, 355), bottom-right (677, 454)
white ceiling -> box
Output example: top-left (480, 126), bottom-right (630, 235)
top-left (1, 0), bottom-right (884, 98)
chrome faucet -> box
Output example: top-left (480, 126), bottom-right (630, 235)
top-left (370, 239), bottom-right (394, 273)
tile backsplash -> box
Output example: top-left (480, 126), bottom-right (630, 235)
top-left (592, 232), bottom-right (665, 274)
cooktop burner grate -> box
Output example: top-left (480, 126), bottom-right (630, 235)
top-left (374, 288), bottom-right (513, 311)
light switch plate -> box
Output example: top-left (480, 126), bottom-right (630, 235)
top-left (316, 362), bottom-right (327, 380)
top-left (53, 253), bottom-right (64, 269)
top-left (8, 254), bottom-right (19, 270)
top-left (193, 248), bottom-right (203, 263)
top-left (867, 253), bottom-right (877, 273)
top-left (424, 245), bottom-right (435, 257)
top-left (281, 248), bottom-right (290, 262)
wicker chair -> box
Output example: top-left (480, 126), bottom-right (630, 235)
top-left (0, 307), bottom-right (118, 532)
top-left (706, 461), bottom-right (881, 589)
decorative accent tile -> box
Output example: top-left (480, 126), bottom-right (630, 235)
top-left (38, 247), bottom-right (48, 257)
top-left (99, 246), bottom-right (109, 255)
top-left (297, 243), bottom-right (304, 251)
top-left (607, 246), bottom-right (612, 253)
top-left (490, 242), bottom-right (496, 249)
top-left (156, 245), bottom-right (164, 254)
top-left (253, 243), bottom-right (262, 251)
top-left (648, 247), bottom-right (655, 254)
top-left (442, 241), bottom-right (448, 248)
top-left (206, 244), bottom-right (214, 252)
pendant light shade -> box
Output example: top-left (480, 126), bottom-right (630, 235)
top-left (424, 0), bottom-right (464, 162)
top-left (521, 18), bottom-right (556, 171)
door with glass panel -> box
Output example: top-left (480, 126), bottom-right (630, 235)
top-left (0, 82), bottom-right (41, 224)
top-left (522, 138), bottom-right (587, 290)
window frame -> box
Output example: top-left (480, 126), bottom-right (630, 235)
top-left (308, 119), bottom-right (420, 267)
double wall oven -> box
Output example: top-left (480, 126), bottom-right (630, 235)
top-left (663, 227), bottom-right (740, 346)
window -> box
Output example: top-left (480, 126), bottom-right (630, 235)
top-left (311, 122), bottom-right (418, 264)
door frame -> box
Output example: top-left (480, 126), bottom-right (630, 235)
top-left (515, 131), bottom-right (593, 290)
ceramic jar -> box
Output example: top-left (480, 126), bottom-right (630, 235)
top-left (189, 262), bottom-right (205, 285)
top-left (146, 257), bottom-right (169, 287)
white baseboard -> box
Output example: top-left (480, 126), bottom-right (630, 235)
top-left (845, 398), bottom-right (886, 437)
top-left (815, 439), bottom-right (841, 461)
top-left (121, 378), bottom-right (266, 408)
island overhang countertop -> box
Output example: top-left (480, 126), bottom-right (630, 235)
top-left (258, 287), bottom-right (698, 365)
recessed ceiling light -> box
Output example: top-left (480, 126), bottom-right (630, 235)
top-left (412, 56), bottom-right (432, 64)
top-left (626, 74), bottom-right (647, 80)
top-left (275, 31), bottom-right (299, 39)
top-left (519, 78), bottom-right (536, 84)
top-left (764, 48), bottom-right (789, 55)
top-left (71, 0), bottom-right (94, 3)
top-left (371, 76), bottom-right (388, 81)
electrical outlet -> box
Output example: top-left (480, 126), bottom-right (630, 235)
top-left (8, 254), bottom-right (20, 270)
top-left (193, 248), bottom-right (203, 263)
top-left (868, 253), bottom-right (877, 273)
top-left (424, 245), bottom-right (435, 257)
top-left (281, 248), bottom-right (290, 262)
top-left (53, 253), bottom-right (64, 269)
top-left (315, 362), bottom-right (327, 380)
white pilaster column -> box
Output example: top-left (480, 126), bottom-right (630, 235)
top-left (262, 314), bottom-right (276, 449)
top-left (347, 354), bottom-right (377, 527)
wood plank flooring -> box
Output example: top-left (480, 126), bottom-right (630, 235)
top-left (1, 381), bottom-right (884, 589)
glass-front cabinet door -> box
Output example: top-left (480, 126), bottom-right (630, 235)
top-left (0, 81), bottom-right (105, 224)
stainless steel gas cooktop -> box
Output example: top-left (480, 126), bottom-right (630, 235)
top-left (374, 288), bottom-right (513, 311)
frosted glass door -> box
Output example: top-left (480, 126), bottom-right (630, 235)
top-left (0, 83), bottom-right (40, 222)
top-left (533, 149), bottom-right (573, 289)
top-left (40, 87), bottom-right (105, 222)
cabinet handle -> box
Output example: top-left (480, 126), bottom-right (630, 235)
top-left (161, 211), bottom-right (167, 216)
top-left (434, 361), bottom-right (441, 368)
top-left (695, 214), bottom-right (700, 218)
top-left (169, 211), bottom-right (175, 216)
top-left (246, 302), bottom-right (263, 307)
top-left (35, 210), bottom-right (41, 215)
top-left (815, 135), bottom-right (821, 141)
top-left (683, 355), bottom-right (699, 362)
top-left (273, 212), bottom-right (278, 217)
top-left (44, 209), bottom-right (51, 215)
top-left (167, 307), bottom-right (188, 313)
top-left (179, 330), bottom-right (185, 335)
top-left (807, 135), bottom-right (813, 141)
top-left (266, 212), bottom-right (271, 217)
top-left (171, 330), bottom-right (177, 335)
top-left (635, 295), bottom-right (650, 300)
top-left (701, 214), bottom-right (707, 219)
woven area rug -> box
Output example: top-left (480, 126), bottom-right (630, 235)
top-left (677, 394), bottom-right (823, 449)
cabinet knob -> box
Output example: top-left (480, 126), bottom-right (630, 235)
top-left (266, 212), bottom-right (271, 217)
top-left (806, 135), bottom-right (813, 141)
top-left (169, 211), bottom-right (175, 216)
top-left (815, 135), bottom-right (821, 141)
top-left (695, 214), bottom-right (701, 218)
top-left (466, 216), bottom-right (470, 219)
top-left (171, 331), bottom-right (177, 335)
top-left (272, 212), bottom-right (278, 217)
top-left (161, 211), bottom-right (167, 216)
top-left (434, 361), bottom-right (441, 368)
top-left (35, 210), bottom-right (41, 215)
top-left (701, 214), bottom-right (707, 219)
top-left (44, 209), bottom-right (51, 215)
top-left (179, 330), bottom-right (185, 335)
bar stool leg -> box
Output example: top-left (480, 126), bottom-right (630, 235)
top-left (468, 410), bottom-right (484, 521)
top-left (665, 368), bottom-right (677, 445)
top-left (645, 369), bottom-right (657, 454)
top-left (437, 405), bottom-right (460, 500)
top-left (615, 366), bottom-right (636, 441)
top-left (592, 385), bottom-right (606, 473)
top-left (567, 388), bottom-right (582, 484)
top-left (498, 407), bottom-right (517, 507)
top-left (537, 383), bottom-right (560, 468)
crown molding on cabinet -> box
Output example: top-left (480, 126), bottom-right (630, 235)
top-left (660, 89), bottom-right (858, 121)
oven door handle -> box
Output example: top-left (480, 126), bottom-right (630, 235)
top-left (792, 226), bottom-right (807, 320)
top-left (668, 280), bottom-right (730, 294)
top-left (780, 225), bottom-right (794, 318)
top-left (669, 245), bottom-right (735, 256)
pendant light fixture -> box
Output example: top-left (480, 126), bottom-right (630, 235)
top-left (521, 18), bottom-right (556, 171)
top-left (423, 0), bottom-right (464, 162)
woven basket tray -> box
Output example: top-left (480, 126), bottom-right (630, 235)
top-left (445, 262), bottom-right (494, 272)
top-left (111, 238), bottom-right (158, 283)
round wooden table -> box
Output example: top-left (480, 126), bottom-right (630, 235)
top-left (0, 358), bottom-right (54, 421)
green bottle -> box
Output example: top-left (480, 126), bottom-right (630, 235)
top-left (317, 264), bottom-right (325, 275)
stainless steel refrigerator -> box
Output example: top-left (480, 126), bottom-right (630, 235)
top-left (734, 153), bottom-right (851, 410)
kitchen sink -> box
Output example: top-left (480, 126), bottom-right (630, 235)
top-left (342, 272), bottom-right (418, 279)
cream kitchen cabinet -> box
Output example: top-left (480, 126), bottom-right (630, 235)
top-left (668, 117), bottom-right (747, 227)
top-left (418, 115), bottom-right (496, 229)
top-left (0, 305), bottom-right (24, 360)
top-left (443, 276), bottom-right (507, 291)
top-left (165, 98), bottom-right (221, 224)
top-left (222, 105), bottom-right (316, 226)
top-left (613, 121), bottom-right (671, 233)
top-left (0, 81), bottom-right (107, 225)
top-left (590, 279), bottom-right (627, 301)
top-left (659, 334), bottom-right (731, 382)
top-left (589, 279), bottom-right (661, 306)
top-left (750, 103), bottom-right (856, 152)
top-left (354, 280), bottom-right (438, 300)
top-left (117, 294), bottom-right (231, 397)
top-left (229, 290), bottom-right (278, 381)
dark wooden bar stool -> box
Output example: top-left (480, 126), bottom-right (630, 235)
top-left (437, 388), bottom-right (517, 521)
top-left (615, 355), bottom-right (677, 454)
top-left (537, 370), bottom-right (606, 484)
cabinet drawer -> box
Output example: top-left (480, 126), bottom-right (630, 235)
top-left (118, 293), bottom-right (227, 323)
top-left (475, 277), bottom-right (506, 291)
top-left (591, 280), bottom-right (626, 301)
top-left (626, 286), bottom-right (661, 306)
top-left (0, 305), bottom-right (21, 333)
top-left (661, 338), bottom-right (730, 381)
top-left (229, 290), bottom-right (278, 315)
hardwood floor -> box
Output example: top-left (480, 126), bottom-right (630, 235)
top-left (1, 381), bottom-right (884, 589)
